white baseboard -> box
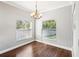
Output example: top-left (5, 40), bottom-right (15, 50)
top-left (0, 40), bottom-right (34, 54)
top-left (36, 40), bottom-right (72, 51)
top-left (0, 39), bottom-right (72, 55)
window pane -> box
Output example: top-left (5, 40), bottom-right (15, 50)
top-left (42, 20), bottom-right (56, 39)
top-left (16, 20), bottom-right (32, 41)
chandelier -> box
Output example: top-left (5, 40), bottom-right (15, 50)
top-left (31, 1), bottom-right (42, 19)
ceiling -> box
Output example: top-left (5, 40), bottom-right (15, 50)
top-left (3, 1), bottom-right (73, 13)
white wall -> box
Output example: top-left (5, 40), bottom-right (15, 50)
top-left (0, 1), bottom-right (73, 53)
top-left (36, 5), bottom-right (73, 50)
top-left (73, 2), bottom-right (79, 57)
top-left (0, 2), bottom-right (33, 51)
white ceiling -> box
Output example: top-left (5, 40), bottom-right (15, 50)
top-left (3, 1), bottom-right (73, 13)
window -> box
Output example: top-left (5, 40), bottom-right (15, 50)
top-left (42, 20), bottom-right (56, 39)
top-left (16, 20), bottom-right (32, 41)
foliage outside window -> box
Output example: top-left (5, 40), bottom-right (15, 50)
top-left (43, 20), bottom-right (56, 29)
top-left (16, 20), bottom-right (31, 30)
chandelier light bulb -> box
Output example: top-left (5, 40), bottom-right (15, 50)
top-left (31, 11), bottom-right (42, 19)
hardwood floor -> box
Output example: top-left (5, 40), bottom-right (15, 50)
top-left (0, 41), bottom-right (72, 57)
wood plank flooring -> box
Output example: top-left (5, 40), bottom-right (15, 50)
top-left (0, 41), bottom-right (72, 57)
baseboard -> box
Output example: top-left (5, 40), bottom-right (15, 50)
top-left (0, 39), bottom-right (72, 55)
top-left (0, 40), bottom-right (34, 54)
top-left (36, 40), bottom-right (72, 51)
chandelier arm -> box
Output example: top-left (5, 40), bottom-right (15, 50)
top-left (31, 1), bottom-right (42, 19)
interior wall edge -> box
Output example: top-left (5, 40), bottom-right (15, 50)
top-left (1, 1), bottom-right (31, 13)
top-left (0, 40), bottom-right (34, 54)
top-left (36, 40), bottom-right (72, 51)
top-left (41, 3), bottom-right (73, 13)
